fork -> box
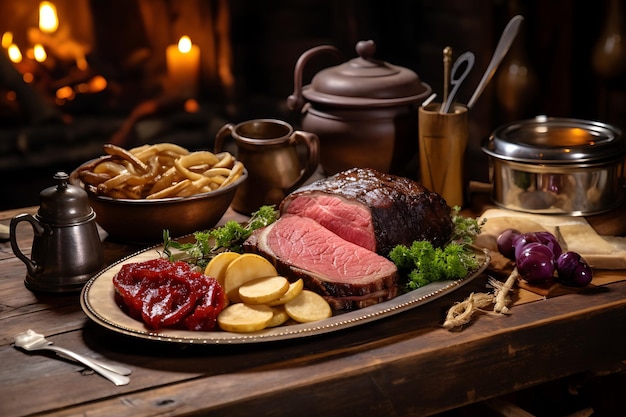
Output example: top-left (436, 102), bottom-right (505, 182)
top-left (14, 329), bottom-right (131, 386)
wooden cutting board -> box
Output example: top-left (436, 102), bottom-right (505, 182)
top-left (476, 208), bottom-right (626, 270)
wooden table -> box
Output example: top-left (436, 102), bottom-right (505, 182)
top-left (1, 203), bottom-right (626, 417)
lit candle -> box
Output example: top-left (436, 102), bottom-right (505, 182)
top-left (39, 2), bottom-right (59, 34)
top-left (2, 32), bottom-right (13, 49)
top-left (33, 44), bottom-right (47, 62)
top-left (7, 44), bottom-right (22, 63)
top-left (166, 35), bottom-right (200, 97)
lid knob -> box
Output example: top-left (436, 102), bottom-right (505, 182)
top-left (356, 40), bottom-right (376, 60)
top-left (38, 171), bottom-right (94, 224)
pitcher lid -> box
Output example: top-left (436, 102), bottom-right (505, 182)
top-left (38, 172), bottom-right (95, 224)
top-left (303, 40), bottom-right (431, 108)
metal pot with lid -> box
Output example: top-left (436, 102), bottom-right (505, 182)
top-left (287, 40), bottom-right (432, 176)
top-left (482, 116), bottom-right (626, 215)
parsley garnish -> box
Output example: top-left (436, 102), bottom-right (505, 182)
top-left (388, 207), bottom-right (484, 290)
top-left (162, 205), bottom-right (277, 268)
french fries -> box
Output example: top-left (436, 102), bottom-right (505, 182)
top-left (77, 143), bottom-right (244, 199)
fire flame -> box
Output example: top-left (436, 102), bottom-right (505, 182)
top-left (33, 44), bottom-right (47, 62)
top-left (177, 36), bottom-right (193, 53)
top-left (7, 44), bottom-right (22, 63)
top-left (39, 1), bottom-right (59, 34)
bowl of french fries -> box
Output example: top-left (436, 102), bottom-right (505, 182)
top-left (69, 143), bottom-right (247, 243)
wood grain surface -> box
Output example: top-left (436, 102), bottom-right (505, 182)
top-left (1, 200), bottom-right (626, 417)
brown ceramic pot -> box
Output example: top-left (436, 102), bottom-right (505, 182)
top-left (287, 40), bottom-right (432, 176)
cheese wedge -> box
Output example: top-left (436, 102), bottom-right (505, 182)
top-left (477, 208), bottom-right (626, 269)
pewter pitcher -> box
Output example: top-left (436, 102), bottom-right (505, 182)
top-left (10, 172), bottom-right (105, 292)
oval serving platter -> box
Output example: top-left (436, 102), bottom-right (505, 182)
top-left (81, 244), bottom-right (489, 344)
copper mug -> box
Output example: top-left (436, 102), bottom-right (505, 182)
top-left (215, 119), bottom-right (320, 214)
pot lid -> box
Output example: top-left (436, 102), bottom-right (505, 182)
top-left (303, 40), bottom-right (431, 107)
top-left (482, 116), bottom-right (625, 163)
top-left (38, 172), bottom-right (94, 224)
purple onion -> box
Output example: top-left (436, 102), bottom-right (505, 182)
top-left (534, 231), bottom-right (563, 258)
top-left (496, 228), bottom-right (521, 260)
top-left (516, 242), bottom-right (556, 282)
top-left (513, 232), bottom-right (541, 260)
top-left (556, 251), bottom-right (593, 287)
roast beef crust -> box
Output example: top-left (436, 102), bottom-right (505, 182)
top-left (280, 168), bottom-right (454, 255)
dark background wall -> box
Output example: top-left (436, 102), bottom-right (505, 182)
top-left (1, 0), bottom-right (625, 209)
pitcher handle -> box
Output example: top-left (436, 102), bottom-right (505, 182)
top-left (10, 214), bottom-right (48, 276)
top-left (286, 45), bottom-right (342, 112)
top-left (288, 131), bottom-right (320, 192)
top-left (214, 123), bottom-right (235, 153)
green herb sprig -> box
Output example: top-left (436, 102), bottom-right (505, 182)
top-left (388, 206), bottom-right (485, 290)
top-left (162, 205), bottom-right (277, 269)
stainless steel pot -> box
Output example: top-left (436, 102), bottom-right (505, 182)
top-left (481, 116), bottom-right (626, 216)
top-left (287, 40), bottom-right (432, 176)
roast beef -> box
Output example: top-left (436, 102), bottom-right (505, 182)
top-left (244, 214), bottom-right (399, 310)
top-left (280, 168), bottom-right (454, 256)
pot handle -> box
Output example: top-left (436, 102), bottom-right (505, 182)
top-left (287, 45), bottom-right (342, 112)
top-left (288, 130), bottom-right (320, 192)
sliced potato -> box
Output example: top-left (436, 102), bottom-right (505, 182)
top-left (223, 253), bottom-right (277, 302)
top-left (285, 290), bottom-right (332, 323)
top-left (217, 303), bottom-right (274, 333)
top-left (238, 276), bottom-right (289, 305)
top-left (265, 305), bottom-right (291, 328)
top-left (205, 251), bottom-right (241, 287)
top-left (267, 278), bottom-right (304, 306)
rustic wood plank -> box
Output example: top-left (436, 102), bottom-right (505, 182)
top-left (2, 199), bottom-right (626, 417)
top-left (3, 281), bottom-right (623, 417)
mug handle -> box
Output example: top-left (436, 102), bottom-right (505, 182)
top-left (214, 123), bottom-right (235, 153)
top-left (10, 214), bottom-right (48, 276)
top-left (288, 130), bottom-right (320, 192)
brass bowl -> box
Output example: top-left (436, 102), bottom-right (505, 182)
top-left (69, 163), bottom-right (247, 244)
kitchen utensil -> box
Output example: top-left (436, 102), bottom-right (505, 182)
top-left (482, 116), bottom-right (626, 215)
top-left (442, 46), bottom-right (452, 108)
top-left (10, 172), bottom-right (105, 292)
top-left (441, 51), bottom-right (475, 113)
top-left (422, 93), bottom-right (437, 107)
top-left (214, 119), bottom-right (319, 214)
top-left (14, 329), bottom-right (131, 386)
top-left (467, 15), bottom-right (524, 109)
top-left (287, 39), bottom-right (432, 176)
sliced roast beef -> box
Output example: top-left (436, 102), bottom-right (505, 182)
top-left (244, 214), bottom-right (399, 310)
top-left (280, 168), bottom-right (454, 256)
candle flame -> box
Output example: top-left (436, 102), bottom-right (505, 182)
top-left (8, 44), bottom-right (22, 63)
top-left (2, 32), bottom-right (13, 49)
top-left (33, 44), bottom-right (47, 62)
top-left (39, 2), bottom-right (59, 33)
top-left (87, 75), bottom-right (107, 93)
top-left (177, 36), bottom-right (193, 53)
top-left (56, 85), bottom-right (74, 100)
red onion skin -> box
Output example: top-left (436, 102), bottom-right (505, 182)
top-left (496, 229), bottom-right (521, 260)
top-left (534, 231), bottom-right (563, 258)
top-left (556, 251), bottom-right (593, 287)
top-left (516, 242), bottom-right (556, 282)
top-left (513, 233), bottom-right (542, 260)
